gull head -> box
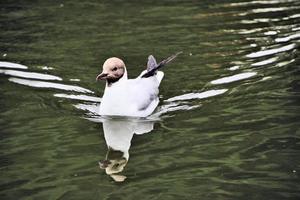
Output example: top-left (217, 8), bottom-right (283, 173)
top-left (96, 57), bottom-right (126, 85)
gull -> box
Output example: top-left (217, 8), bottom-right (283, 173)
top-left (96, 52), bottom-right (181, 117)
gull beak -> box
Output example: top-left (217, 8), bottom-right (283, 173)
top-left (96, 72), bottom-right (108, 81)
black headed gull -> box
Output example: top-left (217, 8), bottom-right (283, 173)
top-left (96, 52), bottom-right (181, 117)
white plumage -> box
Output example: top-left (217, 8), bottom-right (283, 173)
top-left (96, 53), bottom-right (180, 117)
top-left (99, 70), bottom-right (164, 117)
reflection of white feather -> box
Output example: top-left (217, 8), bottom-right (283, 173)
top-left (102, 118), bottom-right (154, 160)
top-left (99, 118), bottom-right (155, 177)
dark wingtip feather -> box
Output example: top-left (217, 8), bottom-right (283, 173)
top-left (142, 52), bottom-right (182, 78)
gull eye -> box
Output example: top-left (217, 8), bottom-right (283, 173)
top-left (112, 67), bottom-right (118, 71)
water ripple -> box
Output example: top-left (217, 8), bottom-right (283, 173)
top-left (246, 43), bottom-right (296, 58)
top-left (244, 6), bottom-right (300, 15)
top-left (251, 57), bottom-right (279, 67)
top-left (228, 0), bottom-right (298, 7)
top-left (0, 69), bottom-right (62, 81)
top-left (275, 32), bottom-right (300, 43)
top-left (165, 89), bottom-right (228, 102)
top-left (8, 77), bottom-right (93, 93)
top-left (0, 61), bottom-right (28, 69)
top-left (211, 72), bottom-right (257, 85)
top-left (54, 94), bottom-right (101, 102)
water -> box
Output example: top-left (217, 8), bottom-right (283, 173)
top-left (1, 0), bottom-right (300, 199)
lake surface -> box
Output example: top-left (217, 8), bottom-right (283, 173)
top-left (1, 0), bottom-right (300, 199)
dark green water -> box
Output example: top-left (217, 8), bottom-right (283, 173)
top-left (1, 0), bottom-right (300, 199)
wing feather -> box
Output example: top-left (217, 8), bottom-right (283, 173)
top-left (147, 55), bottom-right (157, 72)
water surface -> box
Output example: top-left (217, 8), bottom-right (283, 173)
top-left (1, 0), bottom-right (300, 199)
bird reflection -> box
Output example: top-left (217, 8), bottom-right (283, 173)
top-left (98, 117), bottom-right (155, 182)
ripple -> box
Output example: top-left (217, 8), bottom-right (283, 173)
top-left (246, 43), bottom-right (296, 58)
top-left (236, 5), bottom-right (300, 16)
top-left (75, 100), bottom-right (200, 120)
top-left (237, 24), bottom-right (299, 35)
top-left (276, 58), bottom-right (295, 67)
top-left (241, 18), bottom-right (280, 24)
top-left (54, 94), bottom-right (101, 102)
top-left (152, 103), bottom-right (200, 118)
top-left (165, 89), bottom-right (228, 102)
top-left (288, 13), bottom-right (300, 19)
top-left (69, 78), bottom-right (80, 82)
top-left (73, 103), bottom-right (99, 114)
top-left (39, 66), bottom-right (54, 70)
top-left (228, 66), bottom-right (240, 71)
top-left (264, 31), bottom-right (278, 36)
top-left (251, 6), bottom-right (300, 14)
top-left (211, 72), bottom-right (257, 84)
top-left (275, 32), bottom-right (300, 43)
top-left (228, 0), bottom-right (298, 7)
top-left (0, 69), bottom-right (62, 81)
top-left (251, 57), bottom-right (279, 67)
top-left (292, 27), bottom-right (300, 31)
top-left (8, 77), bottom-right (93, 93)
top-left (0, 61), bottom-right (28, 69)
top-left (238, 28), bottom-right (263, 34)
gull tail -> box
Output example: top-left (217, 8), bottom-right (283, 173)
top-left (141, 52), bottom-right (182, 78)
